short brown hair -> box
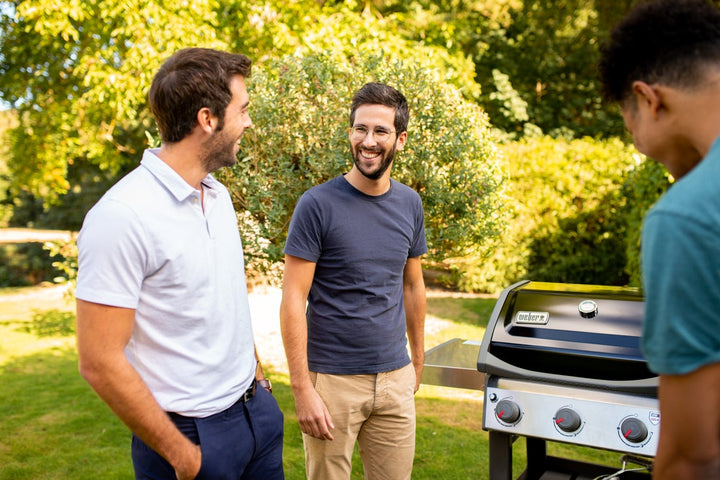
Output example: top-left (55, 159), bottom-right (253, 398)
top-left (350, 82), bottom-right (409, 133)
top-left (148, 48), bottom-right (252, 143)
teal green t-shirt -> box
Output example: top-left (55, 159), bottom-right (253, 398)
top-left (641, 137), bottom-right (720, 375)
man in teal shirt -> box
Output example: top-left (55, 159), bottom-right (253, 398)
top-left (599, 1), bottom-right (720, 478)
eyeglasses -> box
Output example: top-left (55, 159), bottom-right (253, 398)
top-left (350, 126), bottom-right (397, 143)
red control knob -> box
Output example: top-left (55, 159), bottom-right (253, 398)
top-left (620, 418), bottom-right (648, 443)
top-left (554, 407), bottom-right (581, 432)
top-left (495, 399), bottom-right (521, 424)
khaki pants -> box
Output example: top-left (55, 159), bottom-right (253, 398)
top-left (303, 363), bottom-right (416, 480)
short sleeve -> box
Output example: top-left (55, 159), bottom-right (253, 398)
top-left (641, 210), bottom-right (720, 374)
top-left (284, 192), bottom-right (323, 263)
top-left (408, 194), bottom-right (427, 258)
top-left (75, 199), bottom-right (151, 309)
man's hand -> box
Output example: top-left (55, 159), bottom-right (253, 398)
top-left (293, 386), bottom-right (335, 440)
top-left (173, 443), bottom-right (202, 480)
top-left (412, 361), bottom-right (424, 393)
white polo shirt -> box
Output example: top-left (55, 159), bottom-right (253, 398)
top-left (76, 149), bottom-right (255, 417)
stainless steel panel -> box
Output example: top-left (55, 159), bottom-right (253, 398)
top-left (483, 378), bottom-right (660, 457)
top-left (422, 338), bottom-right (485, 391)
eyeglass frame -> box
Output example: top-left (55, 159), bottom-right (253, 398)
top-left (349, 125), bottom-right (400, 143)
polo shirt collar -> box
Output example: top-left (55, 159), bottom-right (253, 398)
top-left (140, 149), bottom-right (218, 202)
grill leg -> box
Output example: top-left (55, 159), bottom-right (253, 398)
top-left (526, 437), bottom-right (547, 480)
top-left (489, 431), bottom-right (514, 480)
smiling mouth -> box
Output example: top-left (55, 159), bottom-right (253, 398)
top-left (360, 149), bottom-right (381, 160)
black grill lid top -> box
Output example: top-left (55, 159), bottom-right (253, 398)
top-left (478, 280), bottom-right (657, 394)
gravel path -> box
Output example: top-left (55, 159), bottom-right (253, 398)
top-left (0, 228), bottom-right (74, 244)
top-left (0, 279), bottom-right (467, 381)
top-left (248, 286), bottom-right (289, 373)
top-left (248, 286), bottom-right (466, 376)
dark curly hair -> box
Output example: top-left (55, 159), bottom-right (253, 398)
top-left (598, 0), bottom-right (720, 104)
top-left (149, 48), bottom-right (252, 143)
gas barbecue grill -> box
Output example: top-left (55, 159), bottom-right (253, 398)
top-left (477, 280), bottom-right (658, 479)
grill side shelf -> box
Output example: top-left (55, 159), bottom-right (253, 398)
top-left (422, 338), bottom-right (485, 390)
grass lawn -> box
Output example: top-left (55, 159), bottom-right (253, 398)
top-left (0, 285), bottom-right (625, 479)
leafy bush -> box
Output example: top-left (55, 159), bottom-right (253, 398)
top-left (446, 136), bottom-right (642, 292)
top-left (217, 51), bottom-right (505, 282)
top-left (620, 159), bottom-right (672, 287)
top-left (44, 239), bottom-right (78, 286)
top-left (526, 202), bottom-right (629, 285)
top-left (0, 242), bottom-right (62, 287)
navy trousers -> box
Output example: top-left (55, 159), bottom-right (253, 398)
top-left (131, 386), bottom-right (284, 480)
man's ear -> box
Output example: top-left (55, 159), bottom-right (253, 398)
top-left (631, 81), bottom-right (664, 118)
top-left (196, 107), bottom-right (217, 133)
top-left (395, 131), bottom-right (408, 151)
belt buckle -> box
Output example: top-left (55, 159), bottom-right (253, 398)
top-left (241, 379), bottom-right (257, 402)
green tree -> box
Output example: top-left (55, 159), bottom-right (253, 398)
top-left (464, 0), bottom-right (618, 138)
top-left (448, 136), bottom-right (641, 292)
top-left (217, 51), bottom-right (504, 280)
top-left (1, 0), bottom-right (502, 281)
top-left (1, 0), bottom-right (671, 291)
top-left (366, 0), bottom-right (641, 139)
top-left (0, 0), bottom-right (480, 206)
top-left (0, 108), bottom-right (17, 225)
top-left (621, 159), bottom-right (672, 287)
top-left (0, 0), bottom-right (222, 202)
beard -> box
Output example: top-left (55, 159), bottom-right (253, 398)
top-left (200, 126), bottom-right (239, 173)
top-left (352, 142), bottom-right (397, 180)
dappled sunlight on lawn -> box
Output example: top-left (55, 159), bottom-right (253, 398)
top-left (0, 285), bottom-right (76, 366)
top-left (417, 383), bottom-right (485, 403)
top-left (0, 284), bottom-right (73, 320)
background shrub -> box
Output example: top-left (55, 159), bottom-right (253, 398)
top-left (444, 136), bottom-right (644, 292)
top-left (217, 51), bottom-right (505, 283)
top-left (0, 243), bottom-right (62, 287)
top-left (620, 159), bottom-right (672, 287)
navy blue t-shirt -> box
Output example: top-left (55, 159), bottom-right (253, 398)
top-left (284, 175), bottom-right (427, 374)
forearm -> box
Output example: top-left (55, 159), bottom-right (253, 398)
top-left (279, 298), bottom-right (313, 392)
top-left (404, 274), bottom-right (426, 393)
top-left (280, 255), bottom-right (317, 393)
top-left (654, 456), bottom-right (720, 480)
top-left (405, 300), bottom-right (426, 366)
top-left (81, 355), bottom-right (199, 473)
top-left (254, 345), bottom-right (271, 391)
top-left (76, 300), bottom-right (199, 476)
top-left (404, 264), bottom-right (426, 367)
top-left (655, 366), bottom-right (720, 480)
top-left (279, 287), bottom-right (337, 439)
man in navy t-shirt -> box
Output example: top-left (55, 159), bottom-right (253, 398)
top-left (280, 82), bottom-right (427, 480)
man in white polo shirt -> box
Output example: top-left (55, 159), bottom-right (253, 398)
top-left (75, 48), bottom-right (284, 480)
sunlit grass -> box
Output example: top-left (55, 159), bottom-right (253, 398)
top-left (0, 286), bottom-right (636, 479)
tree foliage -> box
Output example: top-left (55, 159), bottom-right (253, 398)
top-left (217, 51), bottom-right (504, 279)
top-left (621, 159), bottom-right (672, 287)
top-left (370, 0), bottom-right (637, 139)
top-left (446, 136), bottom-right (643, 292)
top-left (0, 108), bottom-right (16, 225)
top-left (0, 0), bottom-right (479, 199)
top-left (0, 0), bottom-right (229, 200)
top-left (0, 0), bottom-right (675, 290)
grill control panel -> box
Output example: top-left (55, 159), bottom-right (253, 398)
top-left (484, 378), bottom-right (659, 457)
